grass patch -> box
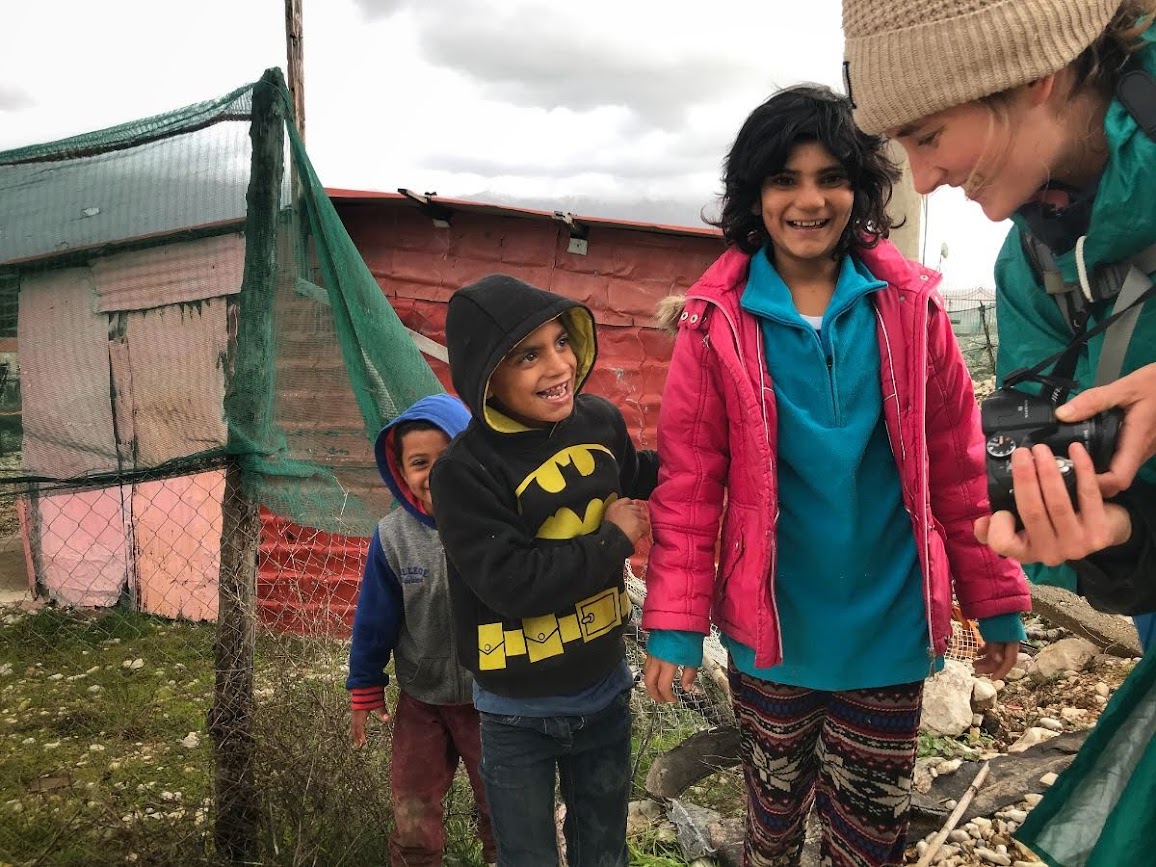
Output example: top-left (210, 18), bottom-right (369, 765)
top-left (2, 607), bottom-right (728, 865)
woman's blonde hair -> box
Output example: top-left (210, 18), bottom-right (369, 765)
top-left (1073, 0), bottom-right (1156, 94)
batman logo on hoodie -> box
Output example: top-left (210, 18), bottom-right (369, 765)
top-left (514, 444), bottom-right (620, 539)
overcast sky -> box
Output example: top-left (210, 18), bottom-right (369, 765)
top-left (0, 0), bottom-right (1012, 292)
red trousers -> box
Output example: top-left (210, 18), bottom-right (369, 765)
top-left (390, 691), bottom-right (496, 866)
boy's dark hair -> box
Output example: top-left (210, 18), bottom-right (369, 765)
top-left (392, 419), bottom-right (443, 464)
top-left (713, 84), bottom-right (901, 256)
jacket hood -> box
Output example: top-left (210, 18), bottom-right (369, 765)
top-left (655, 294), bottom-right (686, 334)
top-left (444, 274), bottom-right (597, 432)
top-left (375, 393), bottom-right (471, 525)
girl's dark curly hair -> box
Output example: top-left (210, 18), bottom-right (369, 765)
top-left (712, 84), bottom-right (901, 256)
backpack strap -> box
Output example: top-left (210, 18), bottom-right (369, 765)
top-left (1094, 244), bottom-right (1156, 386)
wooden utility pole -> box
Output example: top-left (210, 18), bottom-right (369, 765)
top-left (886, 141), bottom-right (923, 263)
top-left (210, 68), bottom-right (286, 865)
top-left (285, 0), bottom-right (305, 141)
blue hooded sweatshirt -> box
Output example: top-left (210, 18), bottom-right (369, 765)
top-left (345, 393), bottom-right (473, 709)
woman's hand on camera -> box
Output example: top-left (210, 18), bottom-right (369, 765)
top-left (1055, 363), bottom-right (1156, 497)
top-left (975, 442), bottom-right (1132, 565)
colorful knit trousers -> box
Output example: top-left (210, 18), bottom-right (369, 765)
top-left (729, 666), bottom-right (924, 867)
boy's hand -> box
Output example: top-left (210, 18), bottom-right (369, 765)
top-left (350, 707), bottom-right (390, 748)
top-left (605, 498), bottom-right (650, 544)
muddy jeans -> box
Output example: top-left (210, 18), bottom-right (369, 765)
top-left (478, 689), bottom-right (631, 867)
top-left (389, 691), bottom-right (497, 866)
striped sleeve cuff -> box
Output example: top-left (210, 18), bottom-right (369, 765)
top-left (350, 686), bottom-right (386, 712)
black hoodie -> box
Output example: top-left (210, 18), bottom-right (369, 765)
top-left (430, 275), bottom-right (659, 698)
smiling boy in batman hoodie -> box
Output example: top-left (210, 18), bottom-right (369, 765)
top-left (429, 274), bottom-right (658, 867)
top-left (345, 393), bottom-right (496, 867)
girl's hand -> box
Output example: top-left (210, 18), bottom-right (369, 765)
top-left (972, 641), bottom-right (1019, 680)
top-left (350, 707), bottom-right (390, 748)
top-left (1055, 363), bottom-right (1156, 497)
top-left (974, 442), bottom-right (1132, 566)
top-left (643, 654), bottom-right (698, 703)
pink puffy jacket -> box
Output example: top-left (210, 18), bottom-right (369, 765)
top-left (642, 241), bottom-right (1030, 668)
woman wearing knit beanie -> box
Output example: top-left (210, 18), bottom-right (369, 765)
top-left (842, 3), bottom-right (1156, 865)
top-left (843, 1), bottom-right (1156, 619)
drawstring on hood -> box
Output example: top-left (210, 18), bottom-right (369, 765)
top-left (444, 275), bottom-right (597, 432)
top-left (374, 393), bottom-right (471, 526)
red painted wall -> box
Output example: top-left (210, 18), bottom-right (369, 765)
top-left (259, 199), bottom-right (724, 636)
top-left (337, 201), bottom-right (723, 451)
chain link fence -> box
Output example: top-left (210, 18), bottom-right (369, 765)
top-left (945, 288), bottom-right (1000, 388)
top-left (0, 475), bottom-right (739, 866)
top-left (0, 69), bottom-right (1010, 865)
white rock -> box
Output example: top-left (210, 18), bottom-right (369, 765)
top-left (992, 680), bottom-right (1005, 692)
top-left (1008, 727), bottom-right (1061, 753)
top-left (972, 678), bottom-right (999, 712)
top-left (939, 758), bottom-right (964, 775)
top-left (1023, 793), bottom-right (1043, 807)
top-left (973, 713), bottom-right (985, 727)
top-left (179, 732), bottom-right (200, 749)
top-left (949, 829), bottom-right (971, 843)
top-left (976, 848), bottom-right (1012, 866)
top-left (921, 659), bottom-right (976, 736)
top-left (1037, 717), bottom-right (1064, 732)
top-left (1095, 682), bottom-right (1110, 697)
top-left (1000, 809), bottom-right (1029, 824)
top-left (1060, 707), bottom-right (1086, 723)
top-left (1028, 638), bottom-right (1098, 682)
top-left (1040, 772), bottom-right (1058, 787)
top-left (1006, 667), bottom-right (1027, 681)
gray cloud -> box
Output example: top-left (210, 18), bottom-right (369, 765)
top-left (353, 0), bottom-right (755, 130)
top-left (418, 133), bottom-right (726, 183)
top-left (0, 86), bottom-right (33, 112)
top-left (351, 0), bottom-right (410, 21)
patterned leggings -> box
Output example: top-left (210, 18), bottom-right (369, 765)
top-left (729, 666), bottom-right (924, 867)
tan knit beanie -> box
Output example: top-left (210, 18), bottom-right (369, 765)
top-left (842, 0), bottom-right (1124, 134)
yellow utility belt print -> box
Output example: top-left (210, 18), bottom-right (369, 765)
top-left (478, 586), bottom-right (632, 671)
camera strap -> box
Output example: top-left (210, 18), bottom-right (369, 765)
top-left (1002, 275), bottom-right (1156, 401)
top-left (1011, 63), bottom-right (1156, 401)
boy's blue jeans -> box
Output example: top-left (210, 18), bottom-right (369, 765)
top-left (478, 689), bottom-right (631, 867)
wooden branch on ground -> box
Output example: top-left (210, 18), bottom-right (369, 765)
top-left (915, 762), bottom-right (991, 867)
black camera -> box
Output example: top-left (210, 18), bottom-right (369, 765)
top-left (981, 387), bottom-right (1122, 516)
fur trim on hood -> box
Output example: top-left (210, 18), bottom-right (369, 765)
top-left (655, 294), bottom-right (686, 335)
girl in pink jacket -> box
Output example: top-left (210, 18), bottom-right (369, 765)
top-left (641, 85), bottom-right (1031, 867)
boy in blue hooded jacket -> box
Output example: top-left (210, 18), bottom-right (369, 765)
top-left (346, 393), bottom-right (496, 867)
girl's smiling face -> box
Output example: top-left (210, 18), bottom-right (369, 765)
top-left (757, 141), bottom-right (855, 268)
